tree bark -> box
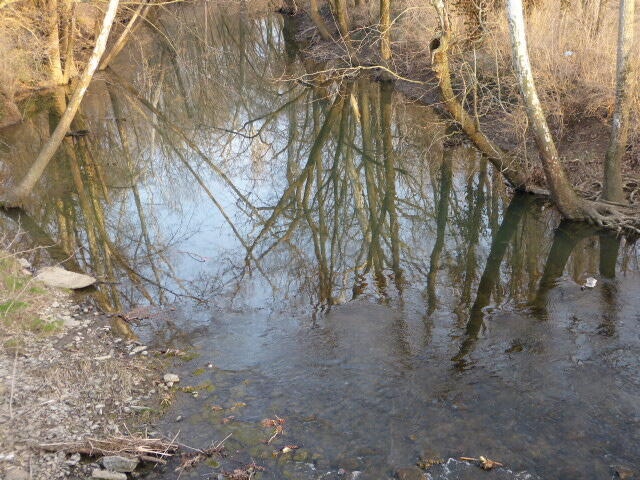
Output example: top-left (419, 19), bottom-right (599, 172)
top-left (46, 0), bottom-right (65, 84)
top-left (603, 0), bottom-right (635, 202)
top-left (309, 0), bottom-right (333, 41)
top-left (4, 0), bottom-right (120, 204)
top-left (506, 0), bottom-right (582, 218)
top-left (332, 0), bottom-right (351, 39)
top-left (62, 1), bottom-right (78, 83)
top-left (380, 0), bottom-right (392, 61)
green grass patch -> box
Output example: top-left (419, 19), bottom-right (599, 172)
top-left (28, 318), bottom-right (63, 334)
top-left (0, 300), bottom-right (28, 314)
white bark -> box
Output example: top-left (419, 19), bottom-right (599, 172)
top-left (7, 0), bottom-right (120, 203)
top-left (506, 0), bottom-right (581, 217)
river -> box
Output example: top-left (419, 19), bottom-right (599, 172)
top-left (0, 3), bottom-right (638, 479)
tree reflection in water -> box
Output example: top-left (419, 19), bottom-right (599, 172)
top-left (0, 2), bottom-right (637, 350)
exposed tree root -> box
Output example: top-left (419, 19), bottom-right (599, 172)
top-left (579, 200), bottom-right (640, 236)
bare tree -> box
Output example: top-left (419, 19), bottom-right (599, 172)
top-left (3, 0), bottom-right (121, 205)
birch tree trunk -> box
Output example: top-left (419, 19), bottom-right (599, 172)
top-left (4, 0), bottom-right (120, 205)
top-left (603, 0), bottom-right (635, 202)
top-left (506, 0), bottom-right (582, 218)
top-left (99, 0), bottom-right (150, 71)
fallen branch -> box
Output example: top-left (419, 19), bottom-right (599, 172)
top-left (39, 434), bottom-right (178, 463)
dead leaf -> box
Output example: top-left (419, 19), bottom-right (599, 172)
top-left (479, 456), bottom-right (503, 470)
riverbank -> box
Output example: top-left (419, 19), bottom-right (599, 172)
top-left (0, 251), bottom-right (176, 480)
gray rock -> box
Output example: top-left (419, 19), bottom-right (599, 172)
top-left (17, 258), bottom-right (31, 269)
top-left (5, 467), bottom-right (29, 480)
top-left (163, 373), bottom-right (180, 384)
top-left (91, 469), bottom-right (127, 480)
top-left (36, 266), bottom-right (96, 289)
top-left (101, 455), bottom-right (139, 472)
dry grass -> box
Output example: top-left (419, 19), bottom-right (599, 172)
top-left (382, 0), bottom-right (640, 146)
top-left (0, 4), bottom-right (50, 97)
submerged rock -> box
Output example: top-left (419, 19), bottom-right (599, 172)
top-left (395, 466), bottom-right (425, 480)
top-left (35, 266), bottom-right (96, 289)
top-left (101, 455), bottom-right (139, 472)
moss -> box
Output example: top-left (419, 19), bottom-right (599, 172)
top-left (192, 367), bottom-right (207, 376)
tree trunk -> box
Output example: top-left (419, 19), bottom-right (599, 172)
top-left (332, 0), bottom-right (351, 39)
top-left (603, 0), bottom-right (635, 202)
top-left (380, 0), bottom-right (392, 61)
top-left (430, 33), bottom-right (533, 191)
top-left (309, 0), bottom-right (333, 40)
top-left (46, 0), bottom-right (65, 84)
top-left (99, 0), bottom-right (150, 71)
top-left (4, 0), bottom-right (120, 204)
top-left (506, 0), bottom-right (582, 218)
top-left (62, 1), bottom-right (78, 83)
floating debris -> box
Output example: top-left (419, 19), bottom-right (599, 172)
top-left (273, 445), bottom-right (300, 456)
top-left (459, 456), bottom-right (504, 470)
top-left (176, 434), bottom-right (229, 472)
top-left (416, 457), bottom-right (444, 469)
top-left (261, 415), bottom-right (286, 444)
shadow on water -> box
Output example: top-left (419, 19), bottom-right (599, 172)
top-left (1, 3), bottom-right (639, 479)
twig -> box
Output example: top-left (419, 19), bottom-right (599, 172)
top-left (9, 350), bottom-right (18, 419)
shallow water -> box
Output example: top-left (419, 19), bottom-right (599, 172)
top-left (1, 4), bottom-right (639, 479)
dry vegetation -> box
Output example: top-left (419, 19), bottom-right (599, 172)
top-left (391, 0), bottom-right (640, 139)
top-left (300, 0), bottom-right (639, 192)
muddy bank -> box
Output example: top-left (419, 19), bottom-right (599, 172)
top-left (0, 252), bottom-right (177, 480)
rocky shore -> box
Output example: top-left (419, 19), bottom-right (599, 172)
top-left (0, 253), bottom-right (173, 480)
